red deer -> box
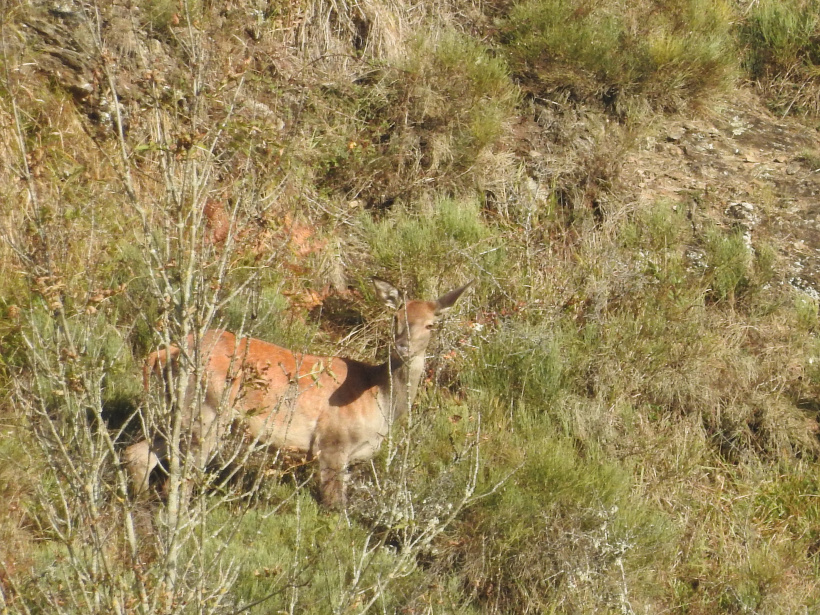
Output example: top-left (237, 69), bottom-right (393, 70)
top-left (124, 278), bottom-right (472, 508)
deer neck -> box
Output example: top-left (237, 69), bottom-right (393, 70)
top-left (377, 351), bottom-right (427, 424)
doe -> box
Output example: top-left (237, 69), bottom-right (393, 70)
top-left (124, 278), bottom-right (472, 508)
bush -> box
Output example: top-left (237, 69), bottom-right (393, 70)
top-left (703, 225), bottom-right (752, 303)
top-left (463, 321), bottom-right (571, 414)
top-left (310, 28), bottom-right (518, 204)
top-left (502, 0), bottom-right (736, 116)
top-left (361, 197), bottom-right (502, 292)
top-left (740, 0), bottom-right (820, 115)
top-left (447, 428), bottom-right (672, 613)
top-left (403, 29), bottom-right (517, 154)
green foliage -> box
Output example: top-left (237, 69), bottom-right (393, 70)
top-left (753, 471), bottom-right (820, 551)
top-left (223, 283), bottom-right (318, 351)
top-left (741, 0), bottom-right (820, 114)
top-left (203, 497), bottom-right (421, 614)
top-left (742, 0), bottom-right (820, 76)
top-left (502, 0), bottom-right (736, 115)
top-left (0, 301), bottom-right (28, 382)
top-left (794, 294), bottom-right (819, 331)
top-left (361, 198), bottom-right (501, 291)
top-left (622, 200), bottom-right (689, 251)
top-left (703, 225), bottom-right (752, 303)
top-left (21, 301), bottom-right (140, 405)
top-left (450, 427), bottom-right (673, 612)
top-left (753, 240), bottom-right (778, 289)
top-left (797, 148), bottom-right (820, 169)
top-left (309, 28), bottom-right (517, 203)
top-left (0, 411), bottom-right (38, 573)
top-left (404, 29), bottom-right (517, 154)
top-left (463, 321), bottom-right (571, 413)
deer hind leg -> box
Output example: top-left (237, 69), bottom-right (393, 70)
top-left (124, 438), bottom-right (167, 496)
top-left (318, 446), bottom-right (349, 509)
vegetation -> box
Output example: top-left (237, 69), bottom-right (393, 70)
top-left (2, 0), bottom-right (820, 613)
top-left (740, 0), bottom-right (820, 115)
top-left (502, 0), bottom-right (737, 117)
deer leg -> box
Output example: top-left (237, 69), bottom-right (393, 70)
top-left (124, 438), bottom-right (166, 496)
top-left (318, 447), bottom-right (349, 509)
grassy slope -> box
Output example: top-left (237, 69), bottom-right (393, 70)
top-left (2, 0), bottom-right (820, 612)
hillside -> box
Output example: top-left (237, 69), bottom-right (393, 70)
top-left (2, 0), bottom-right (820, 613)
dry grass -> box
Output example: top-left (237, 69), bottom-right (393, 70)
top-left (741, 0), bottom-right (820, 116)
top-left (1, 0), bottom-right (820, 613)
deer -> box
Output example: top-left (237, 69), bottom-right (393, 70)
top-left (123, 278), bottom-right (472, 508)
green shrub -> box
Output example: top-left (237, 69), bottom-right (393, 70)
top-left (797, 148), bottom-right (820, 170)
top-left (223, 284), bottom-right (318, 351)
top-left (502, 0), bottom-right (736, 115)
top-left (310, 28), bottom-right (518, 203)
top-left (448, 427), bottom-right (673, 612)
top-left (703, 226), bottom-right (752, 303)
top-left (741, 0), bottom-right (820, 114)
top-left (742, 0), bottom-right (820, 74)
top-left (463, 321), bottom-right (572, 414)
top-left (794, 294), bottom-right (819, 331)
top-left (753, 240), bottom-right (778, 289)
top-left (622, 200), bottom-right (689, 252)
top-left (361, 198), bottom-right (502, 291)
top-left (203, 497), bottom-right (424, 614)
top-left (404, 29), bottom-right (517, 155)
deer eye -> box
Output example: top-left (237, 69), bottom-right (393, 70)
top-left (426, 323), bottom-right (435, 330)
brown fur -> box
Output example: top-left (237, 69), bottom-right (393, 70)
top-left (124, 279), bottom-right (471, 508)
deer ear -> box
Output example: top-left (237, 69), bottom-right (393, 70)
top-left (372, 277), bottom-right (402, 310)
top-left (435, 280), bottom-right (473, 314)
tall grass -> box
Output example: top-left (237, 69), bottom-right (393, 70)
top-left (308, 28), bottom-right (518, 206)
top-left (501, 0), bottom-right (736, 116)
top-left (740, 0), bottom-right (820, 115)
top-left (360, 197), bottom-right (503, 292)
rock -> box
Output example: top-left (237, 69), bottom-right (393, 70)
top-left (666, 127), bottom-right (685, 142)
top-left (725, 201), bottom-right (757, 223)
top-left (725, 202), bottom-right (760, 253)
top-left (686, 247), bottom-right (707, 270)
top-left (790, 276), bottom-right (820, 300)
